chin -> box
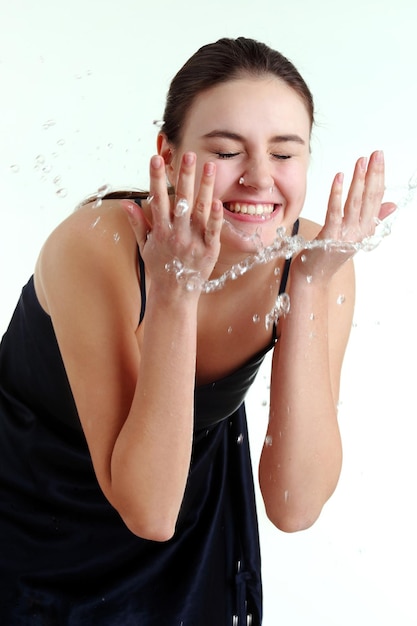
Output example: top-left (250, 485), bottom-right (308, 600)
top-left (222, 205), bottom-right (286, 251)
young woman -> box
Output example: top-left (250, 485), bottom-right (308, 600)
top-left (0, 37), bottom-right (395, 625)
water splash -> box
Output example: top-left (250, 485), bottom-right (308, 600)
top-left (165, 170), bottom-right (417, 298)
top-left (165, 220), bottom-right (388, 297)
top-left (265, 293), bottom-right (291, 330)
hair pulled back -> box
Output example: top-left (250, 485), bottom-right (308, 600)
top-left (80, 37), bottom-right (314, 206)
top-left (161, 36), bottom-right (314, 146)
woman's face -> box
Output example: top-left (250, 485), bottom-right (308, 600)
top-left (164, 75), bottom-right (311, 256)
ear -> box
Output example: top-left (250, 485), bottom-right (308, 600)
top-left (157, 133), bottom-right (176, 185)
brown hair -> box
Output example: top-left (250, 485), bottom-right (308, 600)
top-left (82, 37), bottom-right (314, 205)
top-left (161, 36), bottom-right (314, 146)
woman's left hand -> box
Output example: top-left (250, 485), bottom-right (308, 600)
top-left (295, 150), bottom-right (397, 280)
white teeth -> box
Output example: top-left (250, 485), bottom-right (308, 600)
top-left (227, 203), bottom-right (274, 215)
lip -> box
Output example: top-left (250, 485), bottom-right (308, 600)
top-left (223, 201), bottom-right (282, 222)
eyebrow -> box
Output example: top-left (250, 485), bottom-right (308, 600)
top-left (202, 130), bottom-right (306, 145)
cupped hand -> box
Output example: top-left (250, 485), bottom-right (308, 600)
top-left (122, 152), bottom-right (223, 291)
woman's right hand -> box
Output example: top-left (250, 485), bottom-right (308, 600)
top-left (122, 152), bottom-right (223, 292)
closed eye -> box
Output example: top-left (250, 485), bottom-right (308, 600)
top-left (272, 154), bottom-right (291, 160)
top-left (215, 152), bottom-right (240, 159)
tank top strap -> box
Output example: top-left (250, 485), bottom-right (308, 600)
top-left (136, 215), bottom-right (300, 329)
top-left (131, 198), bottom-right (147, 326)
top-left (272, 219), bottom-right (300, 342)
top-left (138, 251), bottom-right (146, 325)
top-left (279, 219), bottom-right (299, 295)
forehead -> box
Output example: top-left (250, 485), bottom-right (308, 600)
top-left (181, 75), bottom-right (311, 140)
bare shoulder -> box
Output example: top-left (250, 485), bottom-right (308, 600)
top-left (297, 216), bottom-right (323, 240)
top-left (35, 199), bottom-right (140, 316)
top-left (32, 200), bottom-right (145, 498)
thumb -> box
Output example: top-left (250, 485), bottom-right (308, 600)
top-left (378, 201), bottom-right (397, 222)
top-left (121, 200), bottom-right (152, 250)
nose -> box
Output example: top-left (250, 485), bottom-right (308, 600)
top-left (240, 156), bottom-right (274, 191)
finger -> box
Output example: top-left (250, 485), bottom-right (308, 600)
top-left (148, 154), bottom-right (171, 229)
top-left (360, 150), bottom-right (386, 228)
top-left (174, 152), bottom-right (196, 210)
top-left (192, 161), bottom-right (216, 233)
top-left (204, 198), bottom-right (224, 247)
top-left (343, 156), bottom-right (367, 230)
top-left (321, 172), bottom-right (344, 238)
top-left (378, 201), bottom-right (397, 222)
top-left (121, 200), bottom-right (151, 251)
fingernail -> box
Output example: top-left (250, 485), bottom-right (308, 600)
top-left (360, 157), bottom-right (367, 171)
top-left (204, 162), bottom-right (215, 176)
top-left (151, 155), bottom-right (163, 169)
top-left (183, 152), bottom-right (195, 166)
top-left (375, 150), bottom-right (384, 163)
top-left (122, 200), bottom-right (137, 215)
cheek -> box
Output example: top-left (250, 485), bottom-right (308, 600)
top-left (280, 163), bottom-right (308, 204)
top-left (212, 169), bottom-right (229, 198)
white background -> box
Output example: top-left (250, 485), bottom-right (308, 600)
top-left (1, 1), bottom-right (416, 624)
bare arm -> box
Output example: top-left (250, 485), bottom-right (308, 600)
top-left (37, 153), bottom-right (222, 541)
top-left (259, 151), bottom-right (396, 532)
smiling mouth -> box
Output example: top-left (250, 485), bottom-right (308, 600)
top-left (223, 202), bottom-right (277, 217)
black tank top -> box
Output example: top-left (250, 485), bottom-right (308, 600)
top-left (0, 219), bottom-right (298, 625)
top-left (137, 219), bottom-right (299, 429)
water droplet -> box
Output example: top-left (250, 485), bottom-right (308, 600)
top-left (42, 119), bottom-right (56, 129)
top-left (10, 164), bottom-right (20, 173)
top-left (300, 253), bottom-right (307, 263)
top-left (98, 184), bottom-right (111, 195)
top-left (284, 490), bottom-right (289, 503)
top-left (227, 326), bottom-right (233, 334)
top-left (309, 313), bottom-right (315, 320)
top-left (35, 154), bottom-right (45, 165)
top-left (306, 275), bottom-right (313, 284)
top-left (337, 294), bottom-right (346, 305)
top-left (252, 313), bottom-right (260, 324)
top-left (408, 170), bottom-right (417, 189)
top-left (113, 232), bottom-right (120, 244)
top-left (92, 198), bottom-right (103, 209)
top-left (265, 293), bottom-right (291, 329)
top-left (174, 198), bottom-right (189, 217)
top-left (265, 435), bottom-right (273, 447)
top-left (185, 274), bottom-right (203, 292)
top-left (90, 216), bottom-right (101, 229)
top-left (57, 139), bottom-right (65, 146)
top-left (237, 433), bottom-right (244, 445)
top-left (56, 188), bottom-right (67, 198)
